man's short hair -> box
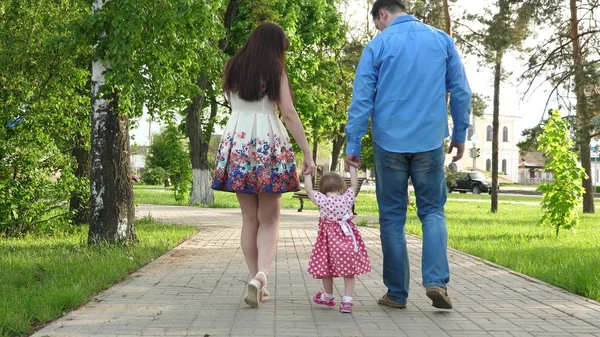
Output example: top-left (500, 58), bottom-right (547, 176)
top-left (371, 0), bottom-right (407, 20)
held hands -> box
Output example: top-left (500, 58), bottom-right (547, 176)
top-left (344, 155), bottom-right (361, 172)
top-left (302, 154), bottom-right (316, 175)
top-left (447, 140), bottom-right (465, 162)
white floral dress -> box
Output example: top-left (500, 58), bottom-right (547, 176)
top-left (211, 92), bottom-right (300, 194)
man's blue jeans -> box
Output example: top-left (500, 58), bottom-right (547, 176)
top-left (373, 143), bottom-right (450, 303)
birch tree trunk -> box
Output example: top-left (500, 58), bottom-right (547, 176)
top-left (88, 0), bottom-right (136, 244)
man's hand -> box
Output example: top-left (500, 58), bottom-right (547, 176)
top-left (447, 140), bottom-right (465, 162)
top-left (344, 155), bottom-right (361, 172)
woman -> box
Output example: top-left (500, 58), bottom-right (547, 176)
top-left (211, 22), bottom-right (315, 308)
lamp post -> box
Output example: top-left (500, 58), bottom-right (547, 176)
top-left (470, 135), bottom-right (477, 171)
top-left (593, 143), bottom-right (600, 188)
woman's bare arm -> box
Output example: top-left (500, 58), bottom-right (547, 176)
top-left (278, 73), bottom-right (311, 156)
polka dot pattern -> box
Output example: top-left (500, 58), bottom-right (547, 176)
top-left (307, 189), bottom-right (372, 279)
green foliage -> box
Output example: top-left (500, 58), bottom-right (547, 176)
top-left (147, 124), bottom-right (192, 203)
top-left (141, 167), bottom-right (168, 186)
top-left (80, 0), bottom-right (225, 118)
top-left (0, 0), bottom-right (92, 236)
top-left (537, 110), bottom-right (586, 235)
top-left (471, 93), bottom-right (488, 117)
top-left (518, 113), bottom-right (578, 156)
top-left (0, 128), bottom-right (76, 236)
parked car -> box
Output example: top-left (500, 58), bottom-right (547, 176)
top-left (131, 174), bottom-right (140, 183)
top-left (447, 171), bottom-right (493, 194)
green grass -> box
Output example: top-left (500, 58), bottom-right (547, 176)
top-left (405, 202), bottom-right (600, 302)
top-left (133, 185), bottom-right (182, 206)
top-left (0, 220), bottom-right (198, 337)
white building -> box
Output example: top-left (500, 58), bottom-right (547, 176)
top-left (447, 114), bottom-right (521, 183)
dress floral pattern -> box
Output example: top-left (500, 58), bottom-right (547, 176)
top-left (307, 188), bottom-right (372, 278)
top-left (211, 93), bottom-right (300, 194)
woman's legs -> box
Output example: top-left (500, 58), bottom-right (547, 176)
top-left (255, 193), bottom-right (282, 283)
top-left (236, 193), bottom-right (259, 277)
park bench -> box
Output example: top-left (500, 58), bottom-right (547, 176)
top-left (292, 177), bottom-right (367, 214)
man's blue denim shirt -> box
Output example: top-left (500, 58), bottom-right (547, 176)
top-left (345, 15), bottom-right (472, 156)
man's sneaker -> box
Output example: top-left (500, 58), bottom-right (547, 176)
top-left (426, 286), bottom-right (453, 309)
top-left (377, 294), bottom-right (407, 309)
top-left (340, 301), bottom-right (353, 313)
top-left (313, 291), bottom-right (336, 307)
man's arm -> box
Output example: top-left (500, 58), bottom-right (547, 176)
top-left (345, 43), bottom-right (379, 159)
top-left (445, 36), bottom-right (472, 162)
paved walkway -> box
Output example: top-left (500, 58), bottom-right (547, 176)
top-left (33, 205), bottom-right (600, 337)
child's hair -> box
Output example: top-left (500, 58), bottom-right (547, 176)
top-left (319, 172), bottom-right (347, 194)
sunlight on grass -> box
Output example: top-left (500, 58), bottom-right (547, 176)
top-left (0, 221), bottom-right (198, 337)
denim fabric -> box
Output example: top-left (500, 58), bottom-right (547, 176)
top-left (374, 143), bottom-right (450, 303)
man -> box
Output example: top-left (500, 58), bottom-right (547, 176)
top-left (345, 0), bottom-right (471, 309)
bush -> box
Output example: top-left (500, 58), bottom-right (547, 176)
top-left (0, 130), bottom-right (75, 236)
top-left (141, 167), bottom-right (168, 185)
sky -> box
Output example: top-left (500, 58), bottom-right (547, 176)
top-left (130, 0), bottom-right (588, 147)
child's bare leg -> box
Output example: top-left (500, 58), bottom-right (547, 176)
top-left (343, 276), bottom-right (355, 297)
top-left (323, 277), bottom-right (334, 295)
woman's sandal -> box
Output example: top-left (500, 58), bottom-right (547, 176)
top-left (245, 271), bottom-right (267, 308)
top-left (261, 288), bottom-right (270, 301)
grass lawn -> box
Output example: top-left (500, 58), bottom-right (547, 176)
top-left (133, 185), bottom-right (600, 303)
top-left (0, 220), bottom-right (198, 337)
top-left (405, 202), bottom-right (600, 303)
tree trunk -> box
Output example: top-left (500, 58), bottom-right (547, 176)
top-left (330, 105), bottom-right (345, 172)
top-left (187, 76), bottom-right (214, 205)
top-left (442, 0), bottom-right (452, 36)
top-left (570, 0), bottom-right (595, 213)
top-left (88, 47), bottom-right (136, 244)
top-left (312, 130), bottom-right (319, 180)
top-left (491, 51), bottom-right (502, 213)
top-left (330, 134), bottom-right (345, 172)
top-left (187, 0), bottom-right (242, 205)
top-left (69, 132), bottom-right (90, 225)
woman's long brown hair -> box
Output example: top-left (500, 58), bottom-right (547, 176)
top-left (223, 22), bottom-right (290, 102)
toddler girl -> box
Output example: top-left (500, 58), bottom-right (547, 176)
top-left (304, 166), bottom-right (371, 313)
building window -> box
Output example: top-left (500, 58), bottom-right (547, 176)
top-left (502, 159), bottom-right (507, 174)
top-left (486, 126), bottom-right (492, 142)
top-left (486, 159), bottom-right (491, 171)
top-left (529, 169), bottom-right (536, 178)
top-left (502, 126), bottom-right (509, 142)
top-left (467, 125), bottom-right (474, 140)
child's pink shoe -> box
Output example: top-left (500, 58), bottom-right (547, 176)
top-left (340, 301), bottom-right (353, 313)
top-left (313, 291), bottom-right (336, 307)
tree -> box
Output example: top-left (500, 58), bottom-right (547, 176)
top-left (186, 0), bottom-right (239, 206)
top-left (85, 0), bottom-right (223, 244)
top-left (537, 110), bottom-right (585, 236)
top-left (457, 0), bottom-right (550, 213)
top-left (147, 124), bottom-right (192, 203)
top-left (0, 0), bottom-right (89, 234)
top-left (517, 114), bottom-right (578, 155)
top-left (522, 0), bottom-right (599, 213)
